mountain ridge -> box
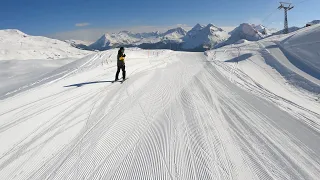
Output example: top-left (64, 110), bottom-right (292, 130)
top-left (0, 29), bottom-right (91, 60)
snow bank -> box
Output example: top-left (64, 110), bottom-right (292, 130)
top-left (280, 24), bottom-right (320, 79)
top-left (234, 39), bottom-right (249, 44)
top-left (0, 29), bottom-right (91, 60)
top-left (272, 27), bottom-right (301, 35)
top-left (0, 59), bottom-right (74, 98)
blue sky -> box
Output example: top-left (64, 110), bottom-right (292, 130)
top-left (0, 0), bottom-right (318, 40)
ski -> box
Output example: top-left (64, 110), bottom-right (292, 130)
top-left (120, 78), bottom-right (128, 84)
top-left (112, 78), bottom-right (128, 83)
top-left (112, 79), bottom-right (120, 83)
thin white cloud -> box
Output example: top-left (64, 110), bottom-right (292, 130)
top-left (75, 23), bottom-right (90, 27)
top-left (176, 24), bottom-right (189, 27)
top-left (49, 28), bottom-right (106, 41)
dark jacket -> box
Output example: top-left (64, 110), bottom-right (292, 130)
top-left (117, 50), bottom-right (126, 66)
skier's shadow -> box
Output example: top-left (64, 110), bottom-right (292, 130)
top-left (64, 81), bottom-right (114, 87)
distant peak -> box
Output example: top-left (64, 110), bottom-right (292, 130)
top-left (308, 20), bottom-right (320, 24)
top-left (206, 23), bottom-right (219, 29)
top-left (100, 33), bottom-right (112, 39)
top-left (205, 24), bottom-right (223, 32)
top-left (102, 33), bottom-right (109, 37)
top-left (163, 27), bottom-right (187, 36)
top-left (254, 24), bottom-right (266, 28)
top-left (172, 27), bottom-right (186, 31)
top-left (239, 23), bottom-right (250, 26)
top-left (192, 23), bottom-right (205, 30)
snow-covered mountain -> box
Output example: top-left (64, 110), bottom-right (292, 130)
top-left (86, 24), bottom-right (229, 51)
top-left (65, 39), bottom-right (94, 50)
top-left (134, 31), bottom-right (161, 39)
top-left (214, 23), bottom-right (277, 48)
top-left (139, 24), bottom-right (229, 51)
top-left (162, 27), bottom-right (187, 41)
top-left (65, 39), bottom-right (93, 46)
top-left (79, 23), bottom-right (301, 51)
top-left (87, 34), bottom-right (108, 50)
top-left (88, 33), bottom-right (129, 51)
top-left (0, 29), bottom-right (91, 60)
top-left (182, 24), bottom-right (229, 50)
top-left (88, 31), bottom-right (162, 50)
top-left (186, 23), bottom-right (205, 37)
top-left (229, 23), bottom-right (265, 41)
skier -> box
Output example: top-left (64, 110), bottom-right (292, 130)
top-left (115, 47), bottom-right (126, 81)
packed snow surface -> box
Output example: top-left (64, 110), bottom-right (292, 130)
top-left (0, 25), bottom-right (320, 180)
top-left (0, 59), bottom-right (75, 99)
top-left (280, 24), bottom-right (320, 79)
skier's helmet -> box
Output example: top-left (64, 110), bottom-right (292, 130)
top-left (120, 47), bottom-right (125, 53)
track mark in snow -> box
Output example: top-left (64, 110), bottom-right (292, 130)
top-left (1, 51), bottom-right (320, 179)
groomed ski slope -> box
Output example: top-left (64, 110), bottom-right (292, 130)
top-left (1, 28), bottom-right (320, 179)
top-left (0, 59), bottom-right (76, 99)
